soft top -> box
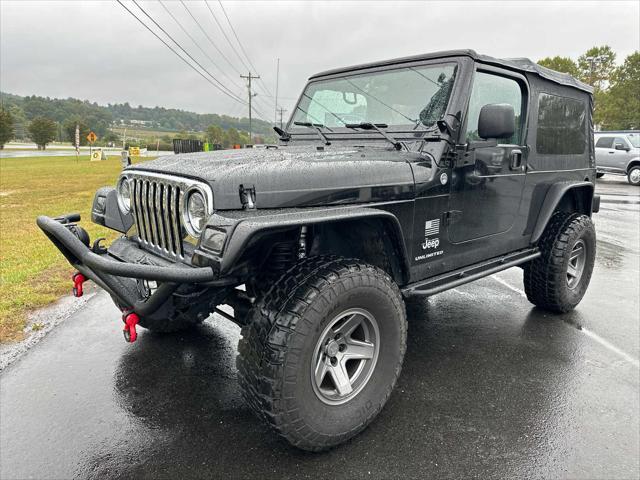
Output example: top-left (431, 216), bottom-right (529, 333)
top-left (310, 49), bottom-right (593, 93)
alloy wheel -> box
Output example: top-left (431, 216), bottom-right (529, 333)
top-left (311, 308), bottom-right (380, 405)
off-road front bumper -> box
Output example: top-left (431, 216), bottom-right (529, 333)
top-left (36, 214), bottom-right (232, 318)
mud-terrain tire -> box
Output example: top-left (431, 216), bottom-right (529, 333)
top-left (237, 256), bottom-right (407, 451)
top-left (524, 212), bottom-right (596, 313)
top-left (627, 166), bottom-right (640, 186)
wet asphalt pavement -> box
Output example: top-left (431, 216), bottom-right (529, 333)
top-left (1, 181), bottom-right (639, 479)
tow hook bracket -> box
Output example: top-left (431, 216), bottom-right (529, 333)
top-left (92, 237), bottom-right (108, 254)
top-left (72, 272), bottom-right (86, 297)
top-left (122, 312), bottom-right (140, 343)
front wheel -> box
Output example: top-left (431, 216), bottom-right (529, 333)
top-left (628, 166), bottom-right (640, 186)
top-left (524, 212), bottom-right (596, 313)
top-left (237, 256), bottom-right (407, 451)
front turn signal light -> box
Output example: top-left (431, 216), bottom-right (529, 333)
top-left (201, 227), bottom-right (227, 254)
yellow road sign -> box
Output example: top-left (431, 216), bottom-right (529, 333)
top-left (129, 146), bottom-right (140, 156)
top-left (87, 131), bottom-right (97, 143)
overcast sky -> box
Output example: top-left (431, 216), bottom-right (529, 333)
top-left (1, 0), bottom-right (638, 122)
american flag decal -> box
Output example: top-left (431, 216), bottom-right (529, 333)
top-left (424, 219), bottom-right (440, 236)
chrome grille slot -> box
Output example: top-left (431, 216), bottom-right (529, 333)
top-left (125, 172), bottom-right (212, 260)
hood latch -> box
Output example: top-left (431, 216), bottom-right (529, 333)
top-left (239, 184), bottom-right (257, 209)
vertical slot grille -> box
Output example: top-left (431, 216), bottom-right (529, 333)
top-left (131, 177), bottom-right (184, 258)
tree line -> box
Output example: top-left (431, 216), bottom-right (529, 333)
top-left (0, 91), bottom-right (275, 149)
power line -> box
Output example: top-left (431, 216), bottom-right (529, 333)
top-left (158, 0), bottom-right (244, 92)
top-left (118, 0), bottom-right (272, 128)
top-left (131, 0), bottom-right (274, 126)
top-left (116, 0), bottom-right (246, 106)
top-left (202, 0), bottom-right (275, 114)
top-left (180, 0), bottom-right (243, 77)
top-left (132, 0), bottom-right (244, 103)
top-left (203, 0), bottom-right (250, 73)
top-left (217, 0), bottom-right (275, 99)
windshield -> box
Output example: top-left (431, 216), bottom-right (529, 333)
top-left (290, 63), bottom-right (457, 130)
top-left (627, 133), bottom-right (640, 148)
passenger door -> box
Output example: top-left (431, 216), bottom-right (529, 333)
top-left (595, 136), bottom-right (615, 169)
top-left (613, 137), bottom-right (633, 170)
top-left (448, 69), bottom-right (527, 243)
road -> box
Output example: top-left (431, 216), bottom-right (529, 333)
top-left (1, 183), bottom-right (638, 479)
top-left (0, 147), bottom-right (172, 158)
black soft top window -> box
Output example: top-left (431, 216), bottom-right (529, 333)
top-left (536, 93), bottom-right (587, 155)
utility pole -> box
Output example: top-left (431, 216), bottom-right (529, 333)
top-left (585, 55), bottom-right (604, 90)
top-left (240, 71), bottom-right (260, 142)
top-left (277, 107), bottom-right (287, 130)
top-left (274, 58), bottom-right (280, 125)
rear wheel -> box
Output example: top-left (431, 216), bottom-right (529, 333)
top-left (237, 256), bottom-right (407, 451)
top-left (628, 166), bottom-right (640, 186)
top-left (524, 212), bottom-right (596, 313)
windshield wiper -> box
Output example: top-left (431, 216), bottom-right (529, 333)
top-left (344, 123), bottom-right (403, 151)
top-left (293, 121), bottom-right (331, 145)
top-left (273, 126), bottom-right (291, 141)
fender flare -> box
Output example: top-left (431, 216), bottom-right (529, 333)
top-left (530, 181), bottom-right (594, 244)
top-left (214, 206), bottom-right (411, 282)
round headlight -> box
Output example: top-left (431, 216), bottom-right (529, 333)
top-left (117, 177), bottom-right (131, 212)
top-left (186, 190), bottom-right (207, 236)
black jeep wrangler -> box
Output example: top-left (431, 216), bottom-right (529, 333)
top-left (38, 50), bottom-right (600, 451)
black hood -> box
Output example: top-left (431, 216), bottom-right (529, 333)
top-left (128, 146), bottom-right (417, 209)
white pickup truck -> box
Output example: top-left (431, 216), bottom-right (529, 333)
top-left (595, 131), bottom-right (640, 185)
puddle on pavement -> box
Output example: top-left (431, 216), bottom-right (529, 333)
top-left (596, 238), bottom-right (626, 269)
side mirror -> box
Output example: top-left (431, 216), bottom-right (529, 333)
top-left (615, 143), bottom-right (629, 151)
top-left (478, 104), bottom-right (515, 140)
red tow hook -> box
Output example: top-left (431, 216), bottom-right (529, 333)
top-left (72, 272), bottom-right (86, 297)
top-left (122, 312), bottom-right (140, 343)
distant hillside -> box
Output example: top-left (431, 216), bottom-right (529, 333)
top-left (0, 91), bottom-right (274, 141)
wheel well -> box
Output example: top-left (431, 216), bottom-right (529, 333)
top-left (308, 218), bottom-right (408, 285)
top-left (240, 218), bottom-right (408, 287)
top-left (530, 182), bottom-right (595, 244)
top-left (627, 160), bottom-right (640, 173)
top-left (555, 185), bottom-right (593, 216)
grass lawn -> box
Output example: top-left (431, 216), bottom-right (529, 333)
top-left (0, 155), bottom-right (151, 342)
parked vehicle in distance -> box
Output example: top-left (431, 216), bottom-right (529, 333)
top-left (595, 130), bottom-right (640, 185)
top-left (38, 50), bottom-right (600, 451)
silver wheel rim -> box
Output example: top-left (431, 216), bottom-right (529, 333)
top-left (567, 239), bottom-right (586, 289)
top-left (311, 308), bottom-right (380, 405)
top-left (630, 169), bottom-right (640, 184)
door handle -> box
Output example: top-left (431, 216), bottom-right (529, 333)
top-left (509, 149), bottom-right (523, 170)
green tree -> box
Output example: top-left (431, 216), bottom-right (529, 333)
top-left (206, 124), bottom-right (223, 144)
top-left (8, 105), bottom-right (28, 139)
top-left (599, 51), bottom-right (640, 129)
top-left (577, 45), bottom-right (617, 90)
top-left (0, 108), bottom-right (15, 149)
top-left (537, 56), bottom-right (579, 77)
top-left (28, 117), bottom-right (57, 150)
top-left (224, 127), bottom-right (241, 148)
top-left (63, 117), bottom-right (90, 146)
